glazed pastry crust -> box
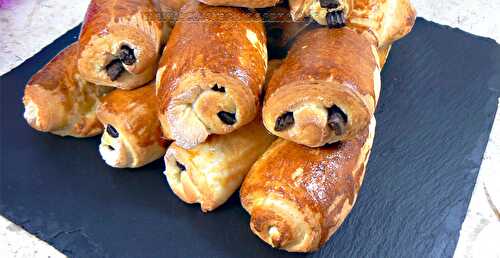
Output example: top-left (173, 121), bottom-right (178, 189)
top-left (96, 83), bottom-right (167, 168)
top-left (156, 0), bottom-right (267, 148)
top-left (198, 0), bottom-right (281, 8)
top-left (78, 0), bottom-right (163, 89)
top-left (164, 118), bottom-right (275, 212)
top-left (23, 43), bottom-right (107, 137)
top-left (241, 119), bottom-right (376, 252)
top-left (263, 27), bottom-right (379, 147)
top-left (289, 0), bottom-right (416, 48)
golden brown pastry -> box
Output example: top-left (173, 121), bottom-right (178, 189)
top-left (261, 6), bottom-right (312, 56)
top-left (164, 118), bottom-right (275, 212)
top-left (23, 42), bottom-right (110, 138)
top-left (198, 0), bottom-right (281, 8)
top-left (240, 118), bottom-right (376, 252)
top-left (156, 0), bottom-right (267, 149)
top-left (289, 0), bottom-right (416, 48)
top-left (96, 83), bottom-right (167, 168)
top-left (263, 27), bottom-right (379, 147)
top-left (78, 0), bottom-right (165, 89)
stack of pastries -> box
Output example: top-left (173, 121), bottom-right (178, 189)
top-left (23, 0), bottom-right (415, 252)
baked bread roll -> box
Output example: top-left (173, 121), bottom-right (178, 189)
top-left (240, 119), bottom-right (376, 252)
top-left (156, 0), bottom-right (267, 149)
top-left (164, 118), bottom-right (275, 212)
top-left (78, 0), bottom-right (165, 89)
top-left (263, 27), bottom-right (379, 147)
top-left (289, 0), bottom-right (416, 48)
top-left (96, 83), bottom-right (167, 168)
top-left (23, 43), bottom-right (110, 138)
top-left (198, 0), bottom-right (281, 8)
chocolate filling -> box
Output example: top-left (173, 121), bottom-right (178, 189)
top-left (106, 124), bottom-right (120, 138)
top-left (105, 45), bottom-right (136, 81)
top-left (118, 45), bottom-right (136, 66)
top-left (105, 59), bottom-right (125, 81)
top-left (327, 105), bottom-right (347, 135)
top-left (326, 10), bottom-right (345, 29)
top-left (320, 0), bottom-right (340, 9)
top-left (274, 112), bottom-right (294, 131)
top-left (217, 111), bottom-right (237, 125)
top-left (211, 84), bottom-right (226, 93)
top-left (176, 161), bottom-right (186, 172)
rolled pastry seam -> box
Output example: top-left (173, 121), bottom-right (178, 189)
top-left (23, 42), bottom-right (110, 138)
top-left (261, 6), bottom-right (313, 56)
top-left (164, 118), bottom-right (275, 212)
top-left (263, 27), bottom-right (380, 147)
top-left (241, 118), bottom-right (376, 252)
top-left (289, 0), bottom-right (416, 47)
top-left (377, 44), bottom-right (392, 69)
top-left (156, 0), bottom-right (267, 149)
top-left (198, 0), bottom-right (281, 8)
top-left (96, 83), bottom-right (167, 168)
top-left (78, 0), bottom-right (164, 89)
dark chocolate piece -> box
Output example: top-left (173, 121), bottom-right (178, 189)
top-left (176, 161), bottom-right (186, 172)
top-left (217, 111), bottom-right (237, 125)
top-left (106, 124), bottom-right (120, 138)
top-left (211, 84), bottom-right (226, 93)
top-left (320, 0), bottom-right (339, 9)
top-left (326, 10), bottom-right (345, 29)
top-left (118, 45), bottom-right (136, 66)
top-left (327, 105), bottom-right (347, 135)
top-left (105, 59), bottom-right (125, 81)
top-left (274, 112), bottom-right (294, 131)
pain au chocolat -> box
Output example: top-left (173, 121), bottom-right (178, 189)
top-left (78, 0), bottom-right (178, 89)
top-left (96, 83), bottom-right (167, 168)
top-left (164, 118), bottom-right (275, 212)
top-left (156, 0), bottom-right (267, 149)
top-left (23, 43), bottom-right (110, 138)
top-left (289, 0), bottom-right (416, 48)
top-left (241, 118), bottom-right (376, 252)
top-left (263, 27), bottom-right (380, 147)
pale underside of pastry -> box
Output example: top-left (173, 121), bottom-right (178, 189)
top-left (164, 118), bottom-right (276, 212)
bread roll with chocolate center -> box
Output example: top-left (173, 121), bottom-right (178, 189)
top-left (263, 27), bottom-right (379, 147)
top-left (156, 0), bottom-right (267, 149)
top-left (23, 43), bottom-right (110, 138)
top-left (78, 0), bottom-right (169, 89)
top-left (164, 118), bottom-right (275, 212)
top-left (97, 83), bottom-right (167, 168)
top-left (289, 0), bottom-right (416, 48)
top-left (241, 119), bottom-right (376, 252)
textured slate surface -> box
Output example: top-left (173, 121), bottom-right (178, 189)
top-left (1, 18), bottom-right (500, 258)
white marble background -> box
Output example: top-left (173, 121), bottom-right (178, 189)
top-left (0, 1), bottom-right (499, 257)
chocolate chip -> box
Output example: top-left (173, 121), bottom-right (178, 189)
top-left (105, 59), bottom-right (125, 81)
top-left (274, 112), bottom-right (294, 131)
top-left (176, 161), bottom-right (186, 172)
top-left (326, 10), bottom-right (345, 29)
top-left (320, 0), bottom-right (339, 9)
top-left (327, 105), bottom-right (347, 135)
top-left (211, 84), bottom-right (225, 93)
top-left (118, 45), bottom-right (136, 66)
top-left (106, 124), bottom-right (120, 138)
top-left (107, 145), bottom-right (115, 151)
top-left (217, 111), bottom-right (237, 125)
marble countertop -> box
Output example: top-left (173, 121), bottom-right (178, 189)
top-left (0, 1), bottom-right (499, 257)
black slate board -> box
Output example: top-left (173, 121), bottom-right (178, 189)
top-left (1, 18), bottom-right (500, 258)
